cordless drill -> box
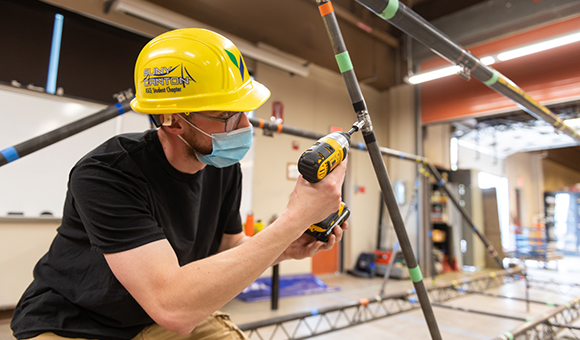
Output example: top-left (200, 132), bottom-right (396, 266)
top-left (298, 121), bottom-right (363, 242)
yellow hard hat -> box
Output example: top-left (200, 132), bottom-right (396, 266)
top-left (130, 28), bottom-right (270, 114)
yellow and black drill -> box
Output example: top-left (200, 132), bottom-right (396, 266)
top-left (298, 121), bottom-right (363, 242)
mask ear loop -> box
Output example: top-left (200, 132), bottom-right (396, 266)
top-left (177, 134), bottom-right (192, 148)
top-left (177, 113), bottom-right (214, 139)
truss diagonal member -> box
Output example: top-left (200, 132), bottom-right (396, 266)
top-left (493, 296), bottom-right (580, 340)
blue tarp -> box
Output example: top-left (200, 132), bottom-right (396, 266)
top-left (236, 273), bottom-right (340, 302)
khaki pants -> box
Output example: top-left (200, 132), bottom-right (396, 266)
top-left (27, 311), bottom-right (249, 340)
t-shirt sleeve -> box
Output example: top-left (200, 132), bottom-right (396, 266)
top-left (69, 160), bottom-right (165, 254)
top-left (220, 165), bottom-right (244, 235)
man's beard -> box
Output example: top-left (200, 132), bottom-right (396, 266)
top-left (182, 129), bottom-right (212, 160)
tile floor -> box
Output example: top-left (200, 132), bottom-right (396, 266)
top-left (1, 256), bottom-right (579, 340)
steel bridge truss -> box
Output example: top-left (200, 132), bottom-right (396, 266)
top-left (496, 296), bottom-right (580, 340)
top-left (239, 269), bottom-right (522, 340)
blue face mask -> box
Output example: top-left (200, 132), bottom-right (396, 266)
top-left (178, 114), bottom-right (253, 168)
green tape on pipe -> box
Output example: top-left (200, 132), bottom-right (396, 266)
top-left (484, 70), bottom-right (499, 85)
top-left (408, 265), bottom-right (423, 283)
top-left (503, 332), bottom-right (514, 340)
top-left (335, 51), bottom-right (353, 73)
top-left (380, 0), bottom-right (399, 20)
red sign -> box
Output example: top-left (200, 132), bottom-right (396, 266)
top-left (272, 101), bottom-right (284, 123)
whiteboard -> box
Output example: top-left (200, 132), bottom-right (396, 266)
top-left (0, 85), bottom-right (151, 218)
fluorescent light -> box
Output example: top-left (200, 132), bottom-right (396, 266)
top-left (46, 14), bottom-right (64, 95)
top-left (497, 31), bottom-right (580, 61)
top-left (407, 65), bottom-right (460, 84)
top-left (113, 0), bottom-right (309, 77)
top-left (408, 56), bottom-right (494, 84)
top-left (479, 56), bottom-right (495, 65)
top-left (411, 29), bottom-right (580, 84)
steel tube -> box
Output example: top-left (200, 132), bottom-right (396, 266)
top-left (432, 302), bottom-right (527, 321)
top-left (248, 117), bottom-right (324, 140)
top-left (316, 1), bottom-right (442, 339)
top-left (467, 290), bottom-right (557, 306)
top-left (271, 264), bottom-right (279, 311)
top-left (0, 99), bottom-right (132, 167)
top-left (355, 0), bottom-right (580, 144)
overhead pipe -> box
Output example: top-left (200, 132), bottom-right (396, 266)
top-left (315, 1), bottom-right (442, 339)
top-left (0, 99), bottom-right (132, 167)
top-left (353, 0), bottom-right (580, 144)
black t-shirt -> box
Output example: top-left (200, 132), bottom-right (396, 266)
top-left (11, 129), bottom-right (243, 340)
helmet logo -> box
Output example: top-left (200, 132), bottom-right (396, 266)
top-left (142, 64), bottom-right (196, 94)
top-left (224, 49), bottom-right (245, 81)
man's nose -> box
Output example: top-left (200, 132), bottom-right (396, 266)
top-left (237, 113), bottom-right (251, 129)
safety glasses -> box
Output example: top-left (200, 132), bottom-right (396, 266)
top-left (185, 111), bottom-right (245, 132)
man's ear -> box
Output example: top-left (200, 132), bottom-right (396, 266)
top-left (160, 114), bottom-right (185, 134)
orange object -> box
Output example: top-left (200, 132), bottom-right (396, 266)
top-left (245, 214), bottom-right (254, 236)
top-left (318, 2), bottom-right (334, 17)
top-left (374, 250), bottom-right (392, 264)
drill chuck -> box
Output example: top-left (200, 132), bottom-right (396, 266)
top-left (298, 131), bottom-right (350, 183)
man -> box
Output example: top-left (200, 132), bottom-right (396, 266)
top-left (11, 28), bottom-right (347, 340)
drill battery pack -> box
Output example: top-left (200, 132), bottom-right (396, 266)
top-left (305, 202), bottom-right (350, 242)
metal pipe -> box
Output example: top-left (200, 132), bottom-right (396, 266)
top-left (466, 290), bottom-right (558, 307)
top-left (249, 117), bottom-right (432, 163)
top-left (248, 117), bottom-right (324, 140)
top-left (354, 0), bottom-right (580, 144)
top-left (315, 1), bottom-right (442, 339)
top-left (432, 302), bottom-right (527, 321)
top-left (0, 99), bottom-right (132, 167)
top-left (271, 264), bottom-right (279, 311)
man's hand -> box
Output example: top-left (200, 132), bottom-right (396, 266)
top-left (285, 158), bottom-right (348, 231)
top-left (276, 221), bottom-right (349, 263)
